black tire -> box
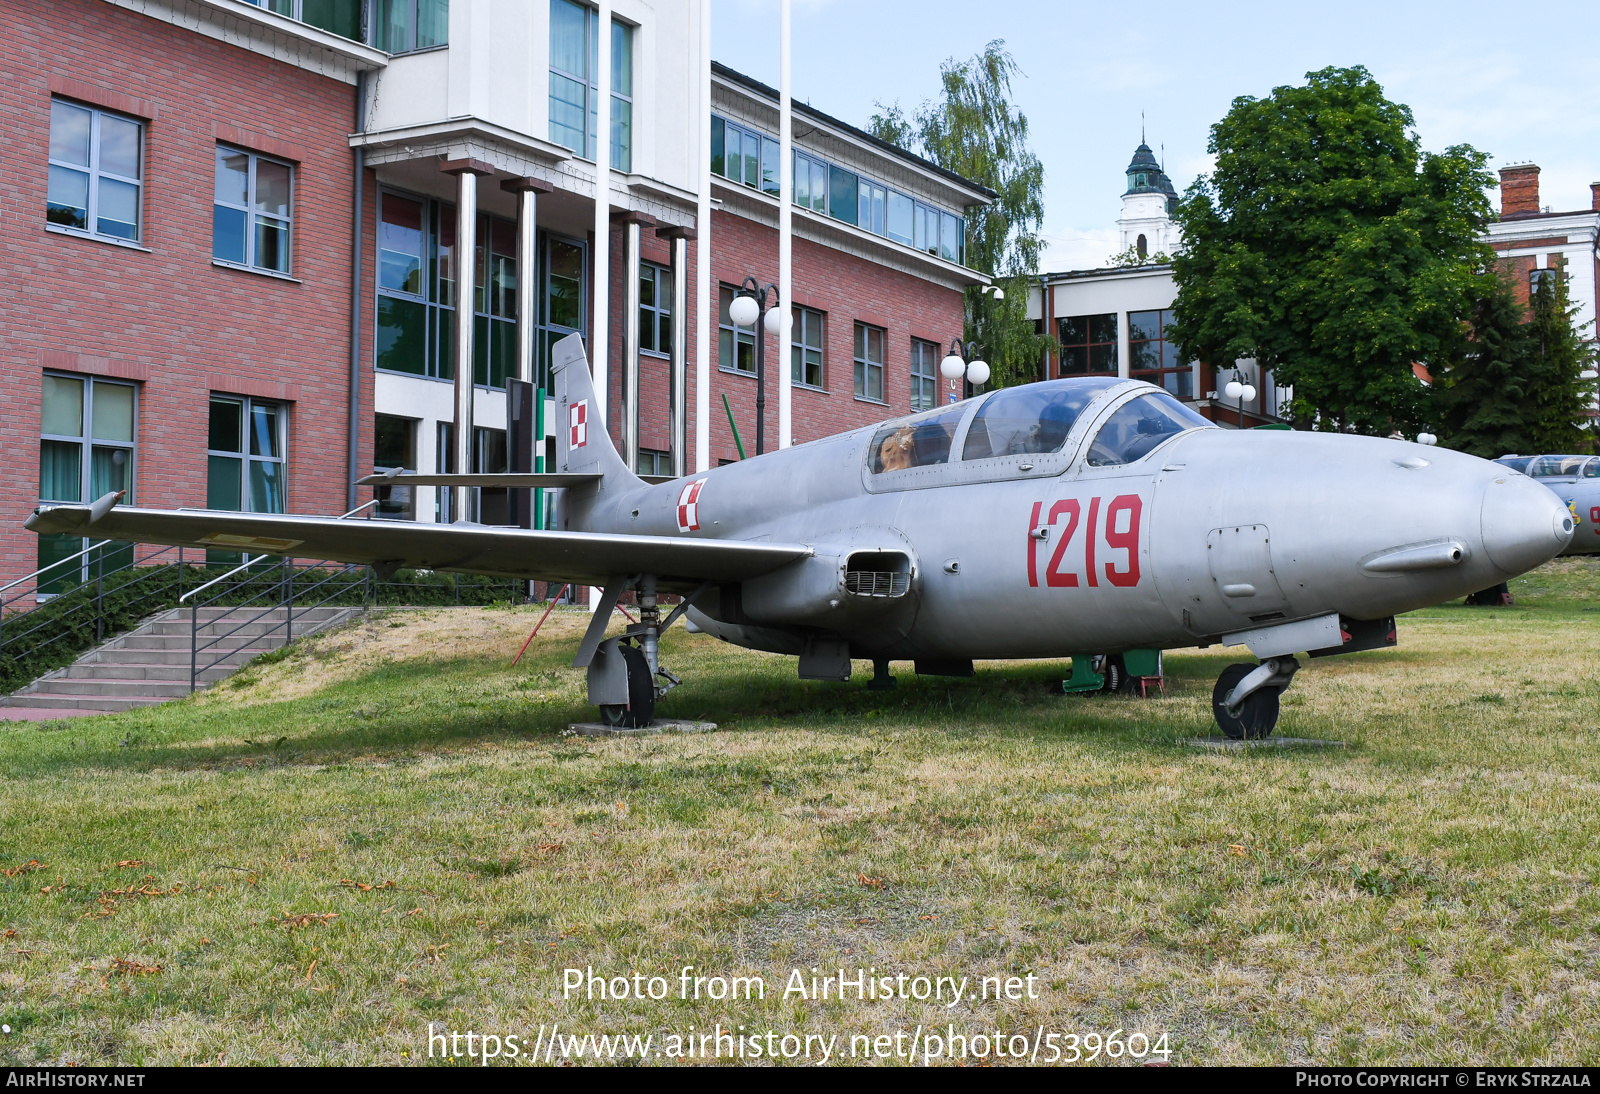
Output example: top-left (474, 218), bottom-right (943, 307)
top-left (616, 642), bottom-right (655, 728)
top-left (1212, 662), bottom-right (1280, 740)
top-left (1100, 654), bottom-right (1130, 695)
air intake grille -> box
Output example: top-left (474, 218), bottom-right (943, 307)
top-left (845, 571), bottom-right (911, 598)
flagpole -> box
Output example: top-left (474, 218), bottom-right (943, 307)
top-left (777, 0), bottom-right (793, 449)
top-left (695, 0), bottom-right (712, 471)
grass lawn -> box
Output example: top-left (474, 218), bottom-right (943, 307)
top-left (1, 558), bottom-right (1597, 1066)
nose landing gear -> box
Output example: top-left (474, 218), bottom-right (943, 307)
top-left (1212, 657), bottom-right (1300, 739)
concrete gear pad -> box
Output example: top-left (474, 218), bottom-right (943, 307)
top-left (567, 719), bottom-right (718, 738)
top-left (1185, 736), bottom-right (1345, 751)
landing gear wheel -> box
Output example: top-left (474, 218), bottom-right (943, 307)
top-left (597, 642), bottom-right (656, 728)
top-left (1212, 662), bottom-right (1280, 740)
top-left (1100, 654), bottom-right (1127, 695)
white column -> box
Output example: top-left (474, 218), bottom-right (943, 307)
top-left (1116, 310), bottom-right (1130, 380)
top-left (694, 0), bottom-right (711, 472)
top-left (621, 217), bottom-right (642, 470)
top-left (448, 166), bottom-right (480, 522)
top-left (592, 0), bottom-right (612, 431)
top-left (668, 230), bottom-right (689, 477)
top-left (589, 1), bottom-right (613, 615)
top-left (508, 181), bottom-right (543, 386)
top-left (777, 0), bottom-right (793, 448)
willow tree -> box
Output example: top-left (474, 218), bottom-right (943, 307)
top-left (870, 41), bottom-right (1053, 388)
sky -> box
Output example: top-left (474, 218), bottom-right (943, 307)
top-left (712, 0), bottom-right (1600, 272)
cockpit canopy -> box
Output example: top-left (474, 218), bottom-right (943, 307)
top-left (1498, 455), bottom-right (1599, 479)
top-left (868, 378), bottom-right (1211, 474)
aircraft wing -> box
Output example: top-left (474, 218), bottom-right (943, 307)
top-left (24, 500), bottom-right (811, 589)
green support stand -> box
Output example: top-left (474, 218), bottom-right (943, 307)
top-left (1062, 655), bottom-right (1104, 694)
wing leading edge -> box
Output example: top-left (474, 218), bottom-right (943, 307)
top-left (25, 501), bottom-right (811, 589)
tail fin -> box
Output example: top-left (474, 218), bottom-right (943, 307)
top-left (551, 332), bottom-right (644, 527)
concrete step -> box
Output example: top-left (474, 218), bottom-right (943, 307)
top-left (26, 678), bottom-right (196, 699)
top-left (4, 694), bottom-right (169, 712)
top-left (80, 646), bottom-right (271, 668)
top-left (60, 662), bottom-right (244, 682)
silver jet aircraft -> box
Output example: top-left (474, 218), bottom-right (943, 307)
top-left (26, 335), bottom-right (1576, 738)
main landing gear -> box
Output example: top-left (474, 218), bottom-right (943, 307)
top-left (1211, 657), bottom-right (1300, 739)
top-left (580, 575), bottom-right (699, 729)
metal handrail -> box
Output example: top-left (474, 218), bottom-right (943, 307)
top-left (340, 499), bottom-right (379, 519)
top-left (0, 539), bottom-right (114, 596)
top-left (188, 558), bottom-right (369, 691)
top-left (178, 553), bottom-right (260, 603)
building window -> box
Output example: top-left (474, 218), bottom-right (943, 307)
top-left (1128, 309), bottom-right (1193, 398)
top-left (709, 113), bottom-right (965, 264)
top-left (793, 151), bottom-right (827, 214)
top-left (910, 338), bottom-right (938, 411)
top-left (1529, 267), bottom-right (1558, 294)
top-left (791, 306), bottom-right (824, 389)
top-left (37, 373), bottom-right (136, 591)
top-left (1058, 313), bottom-right (1118, 376)
top-left (241, 0), bottom-right (363, 40)
top-left (474, 426), bottom-right (508, 524)
top-left (639, 262), bottom-right (672, 353)
top-left (377, 190), bottom-right (536, 391)
top-left (637, 448), bottom-right (671, 476)
top-left (373, 414), bottom-right (417, 520)
top-left (548, 0), bottom-right (633, 171)
top-left (710, 115), bottom-right (778, 196)
top-left (47, 99), bottom-right (142, 242)
top-left (213, 146), bottom-right (293, 273)
top-left (372, 0), bottom-right (448, 52)
top-left (718, 285), bottom-right (755, 374)
top-left (853, 323), bottom-right (885, 402)
top-left (208, 396), bottom-right (285, 515)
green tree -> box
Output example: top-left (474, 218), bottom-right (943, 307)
top-left (1433, 270), bottom-right (1538, 457)
top-left (1168, 66), bottom-right (1496, 433)
top-left (869, 42), bottom-right (1053, 388)
top-left (1523, 269), bottom-right (1598, 452)
top-left (1435, 268), bottom-right (1597, 456)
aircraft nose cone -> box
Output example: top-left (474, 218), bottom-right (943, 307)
top-left (1481, 474), bottom-right (1575, 574)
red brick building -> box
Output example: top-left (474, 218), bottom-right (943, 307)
top-left (1, 0), bottom-right (990, 593)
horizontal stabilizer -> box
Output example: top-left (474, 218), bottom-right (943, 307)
top-left (25, 499), bottom-right (811, 590)
top-left (356, 472), bottom-right (603, 488)
top-left (356, 472), bottom-right (676, 488)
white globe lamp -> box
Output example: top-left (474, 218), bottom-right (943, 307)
top-left (940, 353), bottom-right (966, 381)
top-left (764, 306), bottom-right (783, 336)
top-left (1224, 380), bottom-right (1243, 400)
top-left (1241, 384), bottom-right (1257, 403)
top-left (966, 360), bottom-right (991, 386)
top-left (728, 293), bottom-right (760, 328)
top-left (1417, 432), bottom-right (1438, 446)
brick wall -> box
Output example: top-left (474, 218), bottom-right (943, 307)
top-left (0, 0), bottom-right (361, 588)
top-left (1500, 165), bottom-right (1541, 218)
top-left (599, 208), bottom-right (964, 469)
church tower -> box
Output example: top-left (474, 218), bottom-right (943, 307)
top-left (1117, 141), bottom-right (1181, 260)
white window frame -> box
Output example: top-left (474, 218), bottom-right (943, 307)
top-left (548, 1), bottom-right (633, 171)
top-left (207, 395), bottom-right (288, 514)
top-left (853, 322), bottom-right (886, 403)
top-left (46, 98), bottom-right (143, 245)
top-left (791, 306), bottom-right (825, 391)
top-left (910, 338), bottom-right (937, 411)
top-left (213, 145), bottom-right (295, 274)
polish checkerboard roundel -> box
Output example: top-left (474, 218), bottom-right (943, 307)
top-left (569, 400), bottom-right (588, 448)
top-left (676, 479), bottom-right (707, 533)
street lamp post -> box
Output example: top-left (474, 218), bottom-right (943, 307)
top-left (939, 339), bottom-right (991, 403)
top-left (1223, 371), bottom-right (1257, 430)
top-left (729, 278), bottom-right (782, 454)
